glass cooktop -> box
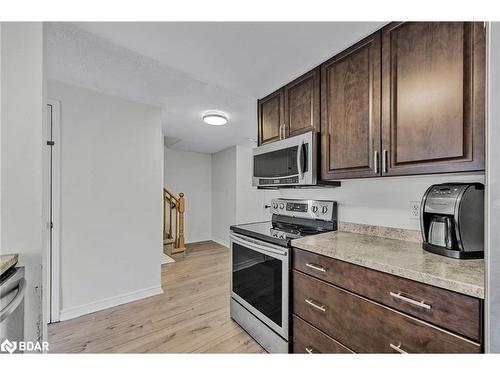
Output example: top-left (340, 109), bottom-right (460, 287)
top-left (230, 220), bottom-right (331, 247)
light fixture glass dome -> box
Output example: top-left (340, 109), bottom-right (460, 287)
top-left (202, 110), bottom-right (229, 126)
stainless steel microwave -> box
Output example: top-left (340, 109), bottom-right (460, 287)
top-left (252, 131), bottom-right (317, 187)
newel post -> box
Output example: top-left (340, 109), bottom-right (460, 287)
top-left (177, 193), bottom-right (186, 249)
top-left (163, 190), bottom-right (167, 239)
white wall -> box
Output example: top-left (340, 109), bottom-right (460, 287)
top-left (48, 80), bottom-right (163, 320)
top-left (274, 173), bottom-right (485, 230)
top-left (211, 146), bottom-right (236, 246)
top-left (235, 145), bottom-right (267, 224)
top-left (0, 22), bottom-right (45, 344)
top-left (164, 147), bottom-right (212, 243)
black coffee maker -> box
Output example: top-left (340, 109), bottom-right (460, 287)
top-left (420, 183), bottom-right (484, 259)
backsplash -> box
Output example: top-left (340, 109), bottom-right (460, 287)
top-left (265, 173), bottom-right (485, 231)
top-left (338, 221), bottom-right (421, 243)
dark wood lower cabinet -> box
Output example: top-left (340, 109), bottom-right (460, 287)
top-left (293, 248), bottom-right (482, 341)
top-left (292, 269), bottom-right (482, 353)
top-left (292, 315), bottom-right (353, 354)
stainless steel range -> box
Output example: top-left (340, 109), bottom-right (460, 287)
top-left (229, 198), bottom-right (337, 353)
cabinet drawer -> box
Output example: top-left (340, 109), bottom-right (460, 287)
top-left (293, 248), bottom-right (482, 342)
top-left (293, 314), bottom-right (353, 353)
top-left (292, 270), bottom-right (481, 353)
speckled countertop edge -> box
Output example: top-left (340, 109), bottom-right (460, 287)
top-left (291, 230), bottom-right (484, 299)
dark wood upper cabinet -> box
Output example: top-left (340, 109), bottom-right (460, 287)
top-left (321, 32), bottom-right (381, 180)
top-left (381, 22), bottom-right (485, 176)
top-left (258, 22), bottom-right (485, 178)
top-left (284, 68), bottom-right (320, 138)
top-left (258, 89), bottom-right (284, 145)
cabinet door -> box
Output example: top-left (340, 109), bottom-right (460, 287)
top-left (381, 22), bottom-right (485, 176)
top-left (321, 32), bottom-right (382, 180)
top-left (258, 89), bottom-right (284, 145)
top-left (284, 68), bottom-right (320, 138)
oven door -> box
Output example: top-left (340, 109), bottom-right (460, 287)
top-left (252, 131), bottom-right (316, 187)
top-left (230, 232), bottom-right (289, 339)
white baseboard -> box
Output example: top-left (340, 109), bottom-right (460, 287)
top-left (211, 237), bottom-right (229, 248)
top-left (59, 285), bottom-right (163, 321)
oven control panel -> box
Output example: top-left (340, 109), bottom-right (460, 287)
top-left (270, 198), bottom-right (336, 221)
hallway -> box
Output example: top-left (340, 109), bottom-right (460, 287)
top-left (48, 241), bottom-right (265, 353)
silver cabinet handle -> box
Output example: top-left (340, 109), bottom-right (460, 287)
top-left (280, 124), bottom-right (286, 139)
top-left (305, 263), bottom-right (327, 273)
top-left (389, 343), bottom-right (408, 354)
top-left (374, 150), bottom-right (379, 174)
top-left (382, 149), bottom-right (388, 173)
top-left (305, 298), bottom-right (326, 312)
top-left (305, 346), bottom-right (315, 354)
top-left (390, 291), bottom-right (431, 310)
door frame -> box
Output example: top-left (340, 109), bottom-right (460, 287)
top-left (46, 99), bottom-right (61, 323)
top-left (486, 21), bottom-right (500, 353)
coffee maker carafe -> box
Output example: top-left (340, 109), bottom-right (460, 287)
top-left (420, 183), bottom-right (484, 259)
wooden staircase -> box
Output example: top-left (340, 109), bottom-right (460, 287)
top-left (163, 187), bottom-right (186, 256)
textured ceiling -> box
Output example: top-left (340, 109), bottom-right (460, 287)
top-left (46, 22), bottom-right (385, 153)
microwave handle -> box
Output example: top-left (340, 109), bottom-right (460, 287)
top-left (297, 140), bottom-right (304, 180)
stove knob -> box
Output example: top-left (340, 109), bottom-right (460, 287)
top-left (311, 205), bottom-right (318, 213)
top-left (279, 203), bottom-right (285, 210)
top-left (321, 206), bottom-right (328, 214)
top-left (272, 202), bottom-right (278, 209)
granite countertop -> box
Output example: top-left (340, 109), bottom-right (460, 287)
top-left (0, 254), bottom-right (19, 276)
top-left (291, 230), bottom-right (485, 299)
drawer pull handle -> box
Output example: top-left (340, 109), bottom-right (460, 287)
top-left (305, 346), bottom-right (315, 354)
top-left (305, 263), bottom-right (327, 273)
top-left (389, 343), bottom-right (408, 354)
top-left (305, 298), bottom-right (326, 312)
top-left (389, 292), bottom-right (431, 310)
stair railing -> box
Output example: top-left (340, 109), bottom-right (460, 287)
top-left (163, 188), bottom-right (186, 253)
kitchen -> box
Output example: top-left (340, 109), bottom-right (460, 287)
top-left (1, 8), bottom-right (500, 371)
top-left (229, 22), bottom-right (489, 353)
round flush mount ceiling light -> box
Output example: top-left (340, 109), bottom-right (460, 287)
top-left (202, 110), bottom-right (229, 126)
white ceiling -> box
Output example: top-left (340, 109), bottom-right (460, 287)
top-left (46, 22), bottom-right (385, 153)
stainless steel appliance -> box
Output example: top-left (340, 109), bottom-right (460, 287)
top-left (421, 183), bottom-right (484, 259)
top-left (252, 131), bottom-right (340, 188)
top-left (1, 266), bottom-right (26, 353)
top-left (229, 198), bottom-right (337, 353)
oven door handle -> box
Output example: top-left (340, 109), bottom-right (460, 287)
top-left (297, 140), bottom-right (304, 181)
top-left (230, 233), bottom-right (288, 257)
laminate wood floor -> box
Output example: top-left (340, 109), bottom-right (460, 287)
top-left (48, 241), bottom-right (266, 353)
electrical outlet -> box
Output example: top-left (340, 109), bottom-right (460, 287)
top-left (410, 201), bottom-right (421, 219)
